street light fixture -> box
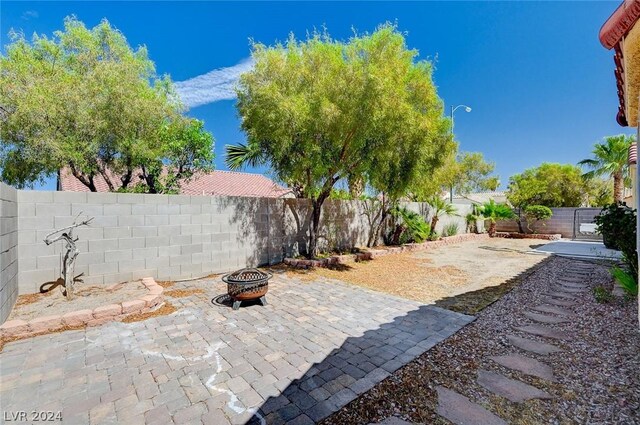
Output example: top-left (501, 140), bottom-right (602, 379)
top-left (450, 104), bottom-right (472, 133)
top-left (449, 104), bottom-right (472, 201)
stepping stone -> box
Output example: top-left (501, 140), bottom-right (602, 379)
top-left (523, 311), bottom-right (569, 324)
top-left (477, 370), bottom-right (553, 403)
top-left (557, 281), bottom-right (588, 289)
top-left (489, 354), bottom-right (557, 382)
top-left (514, 324), bottom-right (571, 341)
top-left (532, 304), bottom-right (574, 317)
top-left (436, 386), bottom-right (507, 425)
top-left (544, 292), bottom-right (575, 300)
top-left (506, 335), bottom-right (562, 355)
top-left (542, 297), bottom-right (576, 307)
top-left (554, 285), bottom-right (586, 294)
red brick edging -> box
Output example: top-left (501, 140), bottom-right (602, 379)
top-left (494, 232), bottom-right (561, 241)
top-left (284, 233), bottom-right (490, 269)
top-left (0, 277), bottom-right (164, 340)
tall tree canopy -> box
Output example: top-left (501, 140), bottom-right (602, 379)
top-left (0, 17), bottom-right (214, 192)
top-left (412, 151), bottom-right (498, 200)
top-left (578, 134), bottom-right (634, 203)
top-left (507, 163), bottom-right (588, 208)
top-left (226, 24), bottom-right (453, 257)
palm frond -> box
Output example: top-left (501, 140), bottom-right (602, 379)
top-left (224, 143), bottom-right (264, 170)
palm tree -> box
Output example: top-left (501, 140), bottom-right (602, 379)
top-left (579, 134), bottom-right (635, 203)
top-left (426, 197), bottom-right (458, 235)
top-left (479, 199), bottom-right (515, 237)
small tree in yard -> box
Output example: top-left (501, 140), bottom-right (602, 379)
top-left (426, 197), bottom-right (458, 236)
top-left (227, 24), bottom-right (452, 257)
top-left (0, 17), bottom-right (214, 192)
top-left (523, 205), bottom-right (552, 233)
top-left (479, 199), bottom-right (515, 237)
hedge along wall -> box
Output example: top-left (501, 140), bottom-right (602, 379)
top-left (494, 207), bottom-right (603, 238)
top-left (0, 183), bottom-right (19, 323)
top-left (4, 187), bottom-right (476, 299)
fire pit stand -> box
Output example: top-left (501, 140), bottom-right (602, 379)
top-left (222, 268), bottom-right (272, 310)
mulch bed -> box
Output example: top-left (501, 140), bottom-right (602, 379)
top-left (322, 256), bottom-right (640, 425)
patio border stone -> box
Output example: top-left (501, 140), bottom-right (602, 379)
top-left (284, 233), bottom-right (490, 269)
top-left (0, 277), bottom-right (163, 342)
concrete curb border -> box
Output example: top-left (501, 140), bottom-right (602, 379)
top-left (284, 233), bottom-right (490, 269)
top-left (0, 277), bottom-right (164, 341)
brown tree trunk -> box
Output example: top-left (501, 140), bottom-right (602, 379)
top-left (308, 199), bottom-right (323, 259)
top-left (430, 216), bottom-right (439, 235)
top-left (488, 221), bottom-right (497, 237)
top-left (613, 172), bottom-right (624, 203)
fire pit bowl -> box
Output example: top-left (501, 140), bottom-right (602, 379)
top-left (222, 268), bottom-right (272, 310)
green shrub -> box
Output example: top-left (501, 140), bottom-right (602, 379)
top-left (594, 203), bottom-right (635, 251)
top-left (443, 223), bottom-right (459, 237)
top-left (523, 205), bottom-right (552, 233)
top-left (593, 286), bottom-right (613, 304)
top-left (465, 212), bottom-right (479, 233)
top-left (611, 266), bottom-right (638, 297)
top-left (388, 206), bottom-right (430, 244)
top-left (594, 203), bottom-right (638, 285)
top-left (428, 231), bottom-right (440, 241)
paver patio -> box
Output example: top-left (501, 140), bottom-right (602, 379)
top-left (0, 273), bottom-right (473, 424)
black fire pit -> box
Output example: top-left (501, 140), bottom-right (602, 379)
top-left (222, 268), bottom-right (272, 310)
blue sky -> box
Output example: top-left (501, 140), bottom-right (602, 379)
top-left (1, 1), bottom-right (633, 191)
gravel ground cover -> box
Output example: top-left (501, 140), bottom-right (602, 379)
top-left (322, 256), bottom-right (640, 425)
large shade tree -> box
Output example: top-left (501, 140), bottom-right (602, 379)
top-left (578, 134), bottom-right (634, 203)
top-left (0, 17), bottom-right (214, 192)
top-left (226, 24), bottom-right (452, 257)
top-left (412, 151), bottom-right (498, 200)
top-left (507, 163), bottom-right (588, 208)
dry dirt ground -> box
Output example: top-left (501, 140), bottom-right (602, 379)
top-left (8, 280), bottom-right (148, 321)
top-left (290, 238), bottom-right (551, 314)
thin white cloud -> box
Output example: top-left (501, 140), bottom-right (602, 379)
top-left (175, 58), bottom-right (254, 108)
top-left (21, 10), bottom-right (39, 20)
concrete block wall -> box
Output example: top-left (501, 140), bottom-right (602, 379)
top-left (495, 207), bottom-right (603, 238)
top-left (16, 191), bottom-right (282, 294)
top-left (0, 183), bottom-right (19, 322)
top-left (7, 187), bottom-right (476, 297)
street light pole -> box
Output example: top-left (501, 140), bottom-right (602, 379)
top-left (449, 104), bottom-right (472, 201)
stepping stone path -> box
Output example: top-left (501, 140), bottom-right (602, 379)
top-left (506, 335), bottom-right (562, 355)
top-left (489, 354), bottom-right (557, 382)
top-left (434, 265), bottom-right (592, 423)
top-left (436, 386), bottom-right (507, 425)
top-left (514, 324), bottom-right (571, 341)
top-left (523, 311), bottom-right (570, 324)
top-left (477, 370), bottom-right (553, 403)
top-left (532, 304), bottom-right (575, 316)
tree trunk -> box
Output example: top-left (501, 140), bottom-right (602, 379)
top-left (613, 172), bottom-right (624, 203)
top-left (308, 199), bottom-right (323, 259)
top-left (430, 216), bottom-right (439, 235)
top-left (488, 221), bottom-right (497, 237)
top-left (516, 209), bottom-right (525, 233)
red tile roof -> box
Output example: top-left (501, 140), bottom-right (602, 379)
top-left (59, 168), bottom-right (292, 198)
top-left (599, 0), bottom-right (640, 126)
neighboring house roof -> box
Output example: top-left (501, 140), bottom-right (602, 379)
top-left (599, 0), bottom-right (640, 126)
top-left (451, 191), bottom-right (507, 205)
top-left (59, 168), bottom-right (292, 198)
